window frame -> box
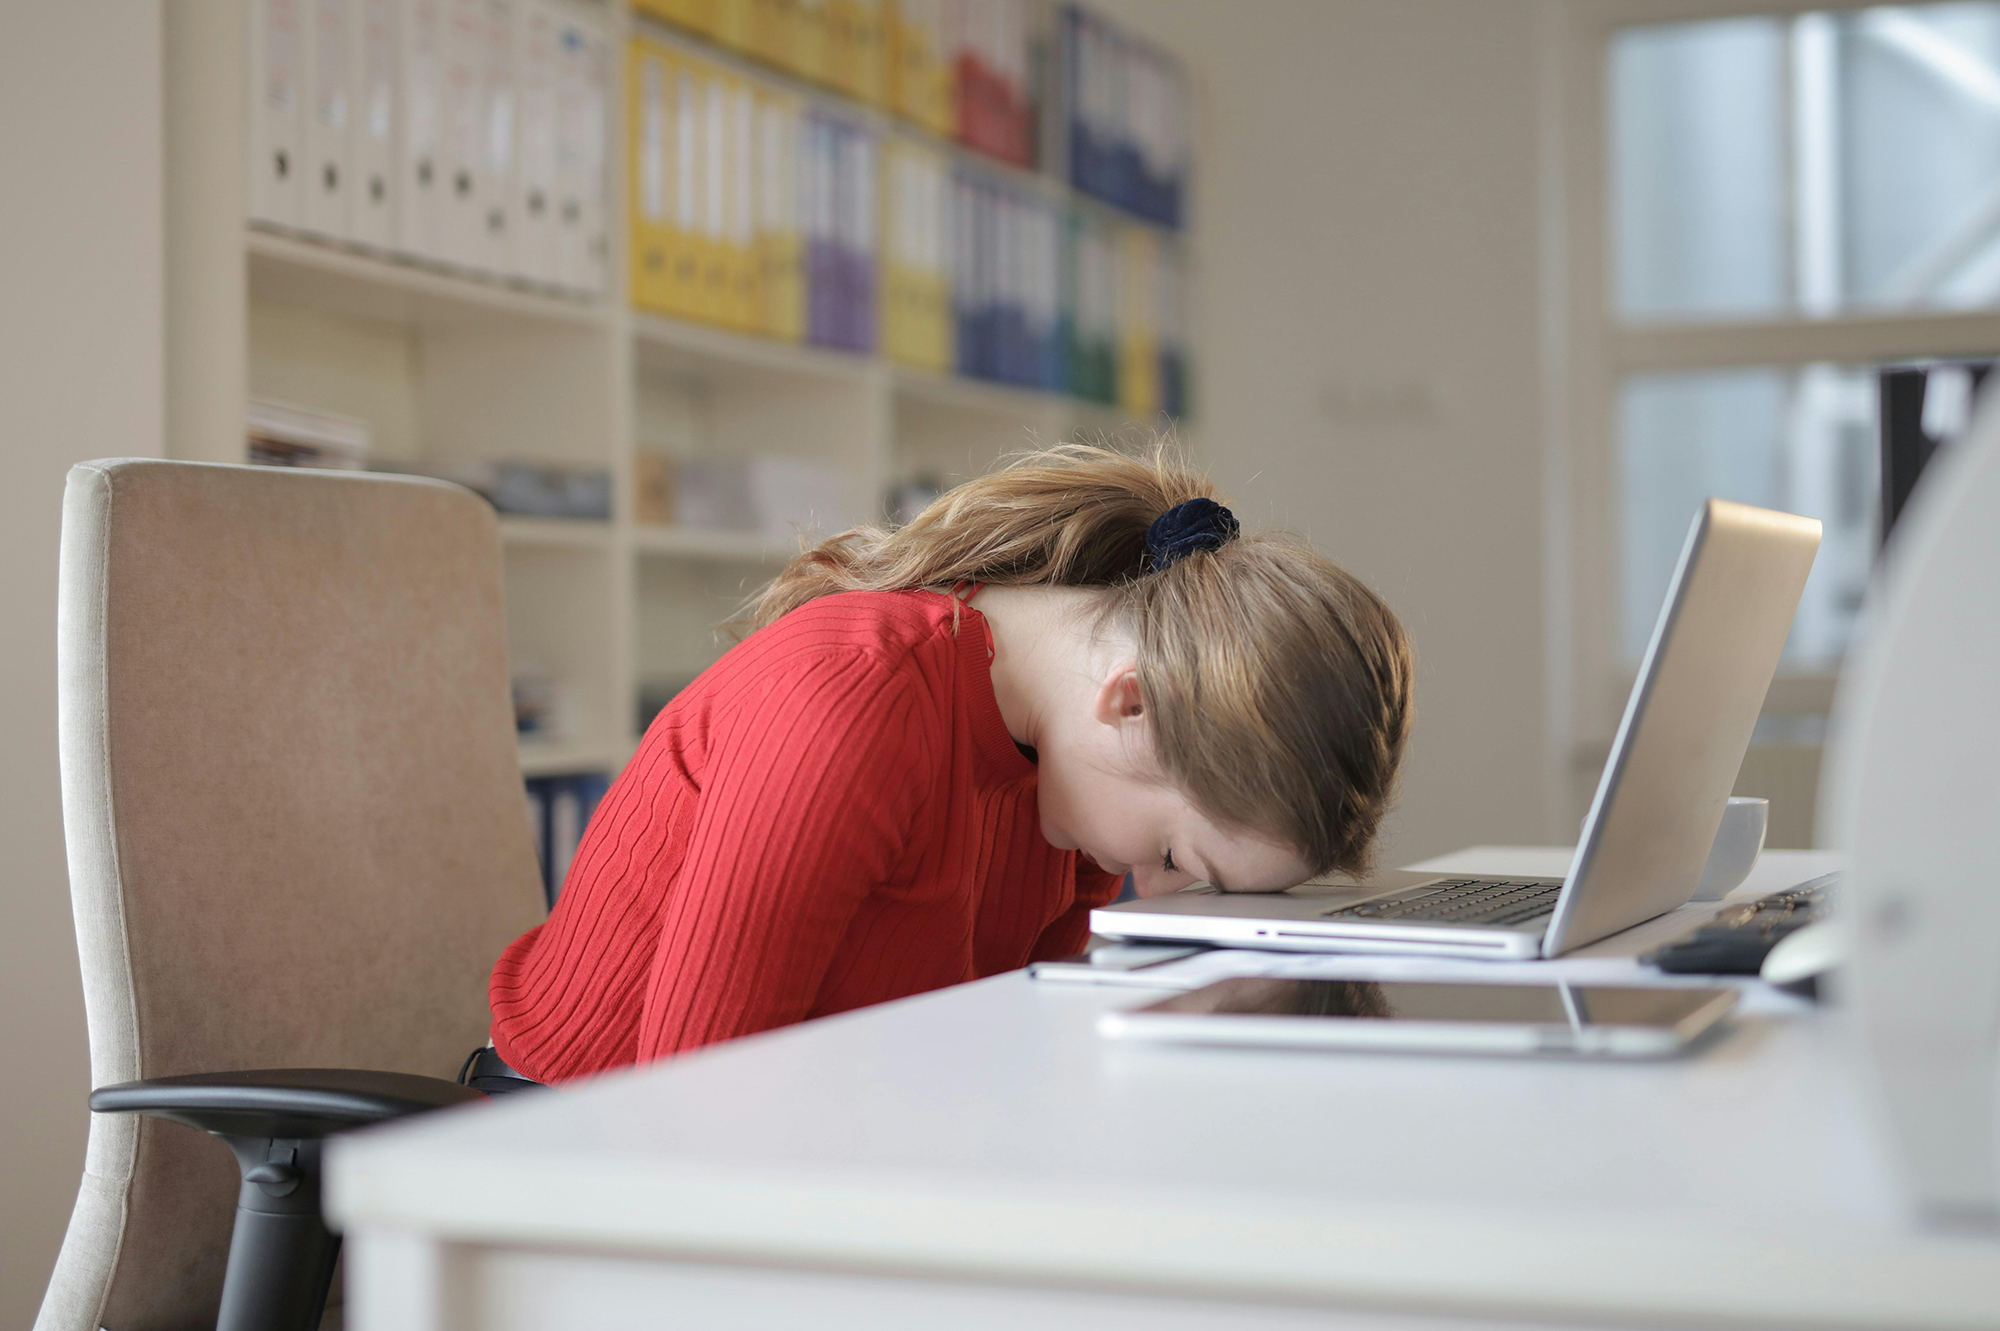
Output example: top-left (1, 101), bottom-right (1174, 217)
top-left (1544, 0), bottom-right (2000, 822)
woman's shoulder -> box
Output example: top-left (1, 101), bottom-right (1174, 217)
top-left (753, 589), bottom-right (960, 661)
top-left (653, 591), bottom-right (963, 754)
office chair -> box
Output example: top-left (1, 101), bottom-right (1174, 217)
top-left (36, 460), bottom-right (548, 1331)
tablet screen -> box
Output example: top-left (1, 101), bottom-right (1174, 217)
top-left (1137, 978), bottom-right (1727, 1029)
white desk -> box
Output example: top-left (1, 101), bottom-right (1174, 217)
top-left (328, 848), bottom-right (2000, 1330)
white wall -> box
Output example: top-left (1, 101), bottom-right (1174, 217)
top-left (0, 4), bottom-right (164, 1324)
top-left (1093, 0), bottom-right (1554, 865)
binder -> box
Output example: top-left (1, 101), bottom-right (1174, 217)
top-left (1024, 194), bottom-right (1060, 390)
top-left (549, 780), bottom-right (582, 893)
top-left (949, 170), bottom-right (980, 376)
top-left (248, 0), bottom-right (307, 229)
top-left (886, 0), bottom-right (953, 137)
top-left (396, 0), bottom-right (449, 262)
top-left (1157, 243), bottom-right (1187, 419)
top-left (804, 112), bottom-right (838, 345)
top-left (808, 116), bottom-right (878, 350)
top-left (349, 0), bottom-right (398, 249)
top-left (756, 85), bottom-right (806, 340)
top-left (629, 40), bottom-right (729, 321)
top-left (1117, 225), bottom-right (1158, 418)
top-left (825, 0), bottom-right (884, 104)
top-left (724, 73), bottom-right (762, 329)
top-left (1062, 208), bottom-right (1117, 404)
top-left (303, 0), bottom-right (351, 240)
top-left (670, 53), bottom-right (708, 317)
top-left (440, 0), bottom-right (489, 269)
top-left (992, 187), bottom-right (1021, 382)
top-left (793, 0), bottom-right (830, 86)
top-left (1058, 5), bottom-right (1186, 229)
top-left (743, 0), bottom-right (798, 72)
top-left (840, 120), bottom-right (878, 350)
top-left (697, 66), bottom-right (732, 323)
top-left (715, 0), bottom-right (755, 54)
top-left (524, 778), bottom-right (550, 902)
top-left (990, 186), bottom-right (1055, 388)
top-left (628, 37), bottom-right (675, 311)
top-left (882, 139), bottom-right (949, 371)
top-left (514, 0), bottom-right (561, 285)
top-left (473, 0), bottom-right (516, 276)
top-left (946, 168), bottom-right (1065, 388)
top-left (953, 0), bottom-right (1032, 167)
top-left (554, 4), bottom-right (607, 294)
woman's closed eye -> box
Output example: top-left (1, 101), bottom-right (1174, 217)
top-left (1163, 849), bottom-right (1179, 874)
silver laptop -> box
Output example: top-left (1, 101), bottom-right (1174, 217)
top-left (1093, 499), bottom-right (1823, 961)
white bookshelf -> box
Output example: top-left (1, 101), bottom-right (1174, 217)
top-left (176, 1), bottom-right (1178, 784)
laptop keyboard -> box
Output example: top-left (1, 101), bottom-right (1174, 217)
top-left (1324, 878), bottom-right (1562, 929)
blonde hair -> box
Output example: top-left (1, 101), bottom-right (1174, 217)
top-left (746, 443), bottom-right (1414, 878)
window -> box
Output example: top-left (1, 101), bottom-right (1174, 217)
top-left (1595, 2), bottom-right (2000, 677)
top-left (1557, 1), bottom-right (2000, 842)
top-left (1614, 4), bottom-right (2000, 321)
top-left (1618, 364), bottom-right (1876, 667)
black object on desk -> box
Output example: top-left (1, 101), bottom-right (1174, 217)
top-left (1645, 873), bottom-right (1839, 976)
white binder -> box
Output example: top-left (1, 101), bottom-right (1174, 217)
top-left (553, 3), bottom-right (607, 295)
top-left (578, 9), bottom-right (608, 295)
top-left (440, 0), bottom-right (488, 271)
top-left (349, 0), bottom-right (397, 249)
top-left (302, 0), bottom-right (350, 240)
top-left (397, 0), bottom-right (448, 263)
top-left (473, 0), bottom-right (516, 276)
top-left (512, 0), bottom-right (561, 286)
top-left (248, 0), bottom-right (307, 229)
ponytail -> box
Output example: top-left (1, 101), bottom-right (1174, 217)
top-left (745, 444), bottom-right (1212, 626)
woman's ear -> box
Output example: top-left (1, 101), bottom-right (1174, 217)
top-left (1091, 661), bottom-right (1147, 727)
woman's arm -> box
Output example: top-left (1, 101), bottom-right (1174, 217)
top-left (635, 651), bottom-right (936, 1058)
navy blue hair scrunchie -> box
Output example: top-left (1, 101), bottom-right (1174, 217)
top-left (1146, 497), bottom-right (1240, 572)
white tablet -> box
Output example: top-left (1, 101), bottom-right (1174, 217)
top-left (1097, 977), bottom-right (1739, 1058)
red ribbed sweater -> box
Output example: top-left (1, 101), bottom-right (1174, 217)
top-left (489, 589), bottom-right (1119, 1082)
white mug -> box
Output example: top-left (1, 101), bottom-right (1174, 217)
top-left (1690, 796), bottom-right (1768, 901)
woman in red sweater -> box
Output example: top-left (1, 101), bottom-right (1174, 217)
top-left (484, 445), bottom-right (1412, 1084)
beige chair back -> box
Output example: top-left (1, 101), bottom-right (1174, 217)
top-left (38, 460), bottom-right (547, 1331)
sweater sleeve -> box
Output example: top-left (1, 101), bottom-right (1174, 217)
top-left (635, 649), bottom-right (937, 1059)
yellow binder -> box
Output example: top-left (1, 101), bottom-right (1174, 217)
top-left (715, 0), bottom-right (754, 53)
top-left (680, 55), bottom-right (729, 325)
top-left (882, 138), bottom-right (950, 371)
top-left (826, 0), bottom-right (884, 104)
top-left (744, 0), bottom-right (797, 71)
top-left (627, 37), bottom-right (676, 314)
top-left (791, 0), bottom-right (829, 86)
top-left (661, 45), bottom-right (708, 320)
top-left (886, 0), bottom-right (953, 137)
top-left (720, 71), bottom-right (762, 330)
top-left (1118, 227), bottom-right (1159, 419)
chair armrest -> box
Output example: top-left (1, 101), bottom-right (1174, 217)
top-left (90, 1067), bottom-right (484, 1140)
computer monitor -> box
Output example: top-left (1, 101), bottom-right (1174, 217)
top-left (1878, 360), bottom-right (1993, 546)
